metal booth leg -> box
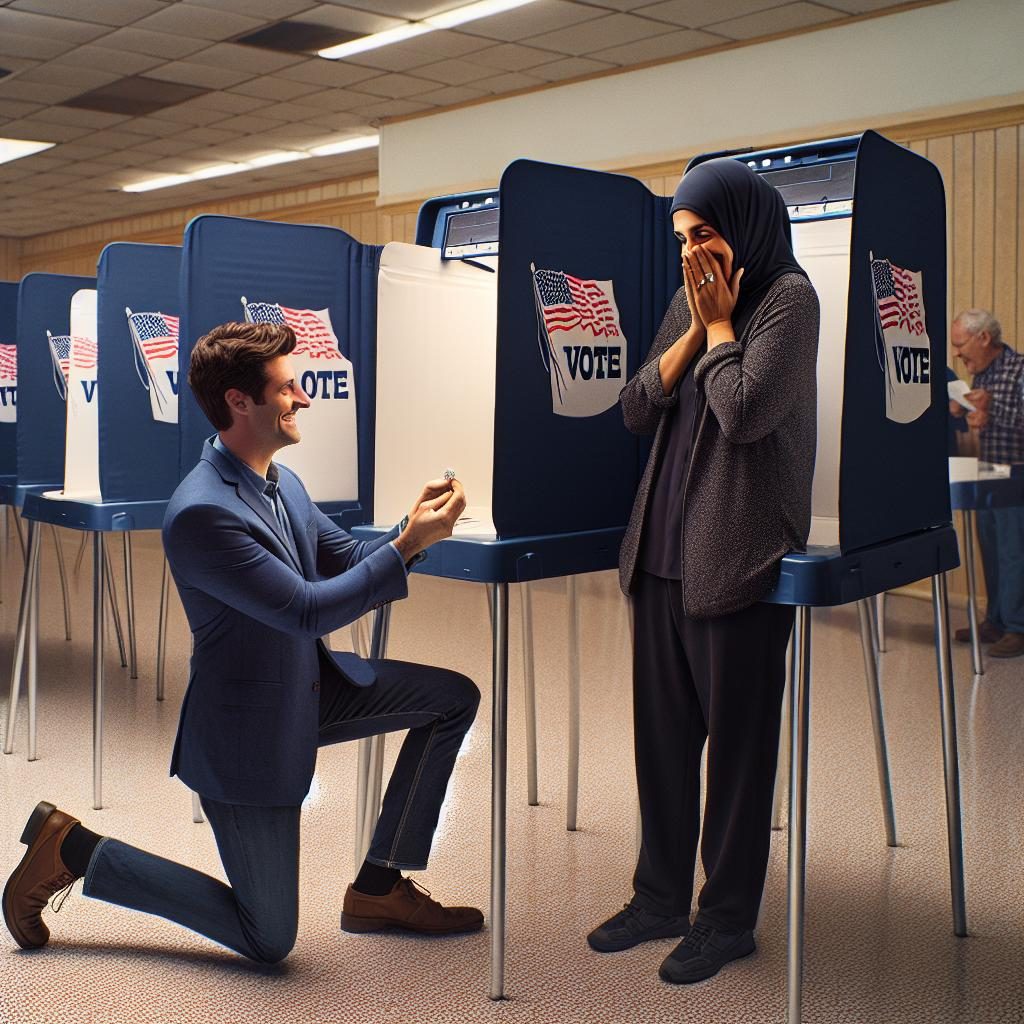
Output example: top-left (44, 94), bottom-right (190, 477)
top-left (931, 572), bottom-right (968, 936)
top-left (93, 532), bottom-right (106, 810)
top-left (191, 791), bottom-right (204, 824)
top-left (156, 556), bottom-right (171, 701)
top-left (103, 543), bottom-right (127, 669)
top-left (50, 525), bottom-right (72, 642)
top-left (13, 509), bottom-right (26, 563)
top-left (857, 599), bottom-right (897, 846)
top-left (566, 575), bottom-right (581, 832)
top-left (490, 581), bottom-right (509, 1001)
top-left (521, 582), bottom-right (539, 807)
top-left (876, 592), bottom-right (888, 653)
top-left (27, 539), bottom-right (40, 761)
top-left (74, 531), bottom-right (88, 574)
top-left (786, 605), bottom-right (811, 1024)
top-left (123, 533), bottom-right (138, 680)
top-left (961, 510), bottom-right (984, 676)
top-left (354, 605), bottom-right (392, 868)
top-left (772, 628), bottom-right (794, 831)
top-left (4, 522), bottom-right (41, 755)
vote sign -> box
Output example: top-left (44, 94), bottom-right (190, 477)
top-left (0, 343), bottom-right (15, 423)
top-left (242, 299), bottom-right (358, 502)
top-left (532, 265), bottom-right (625, 418)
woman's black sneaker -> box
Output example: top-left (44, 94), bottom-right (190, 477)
top-left (587, 902), bottom-right (690, 953)
top-left (658, 921), bottom-right (756, 983)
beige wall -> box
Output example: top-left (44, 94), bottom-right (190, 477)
top-left (4, 102), bottom-right (1021, 606)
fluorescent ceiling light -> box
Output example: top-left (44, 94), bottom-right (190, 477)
top-left (0, 138), bottom-right (55, 166)
top-left (318, 23), bottom-right (429, 59)
top-left (318, 0), bottom-right (540, 59)
top-left (309, 135), bottom-right (379, 157)
top-left (124, 136), bottom-right (378, 192)
top-left (247, 150), bottom-right (311, 168)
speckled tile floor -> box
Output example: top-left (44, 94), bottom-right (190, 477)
top-left (0, 525), bottom-right (1022, 1024)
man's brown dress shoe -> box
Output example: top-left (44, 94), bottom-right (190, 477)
top-left (341, 877), bottom-right (483, 935)
top-left (988, 632), bottom-right (1024, 658)
top-left (955, 621), bottom-right (1003, 644)
top-left (3, 802), bottom-right (82, 949)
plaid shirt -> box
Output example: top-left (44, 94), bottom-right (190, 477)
top-left (973, 344), bottom-right (1024, 464)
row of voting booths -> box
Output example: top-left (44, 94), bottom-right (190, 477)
top-left (1, 131), bottom-right (965, 1020)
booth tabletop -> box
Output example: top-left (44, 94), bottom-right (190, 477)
top-left (20, 491), bottom-right (169, 533)
top-left (766, 525), bottom-right (960, 607)
top-left (950, 471), bottom-right (1024, 511)
top-left (350, 524), bottom-right (624, 583)
top-left (0, 481), bottom-right (62, 510)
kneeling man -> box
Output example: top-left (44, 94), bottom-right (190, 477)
top-left (4, 321), bottom-right (481, 962)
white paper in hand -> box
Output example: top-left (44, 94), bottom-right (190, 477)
top-left (947, 378), bottom-right (976, 411)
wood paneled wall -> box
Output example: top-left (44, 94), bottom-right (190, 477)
top-left (3, 103), bottom-right (1022, 605)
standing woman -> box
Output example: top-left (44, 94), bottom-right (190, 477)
top-left (588, 159), bottom-right (819, 984)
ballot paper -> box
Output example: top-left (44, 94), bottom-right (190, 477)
top-left (947, 378), bottom-right (976, 411)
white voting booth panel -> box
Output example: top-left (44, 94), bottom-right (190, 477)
top-left (374, 242), bottom-right (498, 535)
top-left (49, 288), bottom-right (101, 501)
top-left (793, 216), bottom-right (851, 548)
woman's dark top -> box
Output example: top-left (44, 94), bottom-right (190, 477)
top-left (619, 273), bottom-right (820, 618)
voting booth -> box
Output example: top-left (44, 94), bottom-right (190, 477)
top-left (0, 281), bottom-right (17, 488)
top-left (369, 159), bottom-right (678, 579)
top-left (687, 131), bottom-right (950, 561)
top-left (179, 215), bottom-right (380, 523)
top-left (683, 132), bottom-right (963, 1024)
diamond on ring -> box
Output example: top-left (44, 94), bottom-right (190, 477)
top-left (705, 272), bottom-right (716, 284)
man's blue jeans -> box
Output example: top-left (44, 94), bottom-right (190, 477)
top-left (82, 660), bottom-right (479, 963)
top-left (977, 506), bottom-right (1024, 634)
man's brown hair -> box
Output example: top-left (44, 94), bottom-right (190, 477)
top-left (188, 322), bottom-right (296, 431)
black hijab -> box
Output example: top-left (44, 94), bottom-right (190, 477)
top-left (670, 157), bottom-right (806, 338)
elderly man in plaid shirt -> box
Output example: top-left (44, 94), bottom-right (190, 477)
top-left (950, 309), bottom-right (1024, 659)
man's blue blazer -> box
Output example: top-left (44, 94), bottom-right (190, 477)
top-left (162, 440), bottom-right (408, 806)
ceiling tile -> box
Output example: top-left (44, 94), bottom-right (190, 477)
top-left (228, 76), bottom-right (322, 101)
top-left (709, 1), bottom-right (844, 39)
top-left (588, 0), bottom-right (663, 8)
top-left (8, 0), bottom-right (168, 28)
top-left (257, 100), bottom-right (337, 120)
top-left (22, 170), bottom-right (79, 188)
top-left (525, 12), bottom-right (667, 55)
top-left (823, 0), bottom-right (904, 10)
top-left (463, 70), bottom-right (547, 94)
top-left (414, 83), bottom-right (488, 107)
top-left (411, 57), bottom-right (495, 85)
top-left (129, 137), bottom-right (208, 157)
top-left (30, 105), bottom-right (133, 129)
top-left (91, 149), bottom-right (158, 167)
top-left (15, 65), bottom-right (122, 90)
top-left (174, 125), bottom-right (247, 146)
top-left (463, 42), bottom-right (563, 73)
top-left (0, 118), bottom-right (94, 142)
top-left (300, 4), bottom-right (407, 34)
top-left (275, 57), bottom-right (384, 87)
top-left (212, 112), bottom-right (290, 133)
top-left (0, 31), bottom-right (78, 61)
top-left (90, 27), bottom-right (211, 60)
top-left (348, 72), bottom-right (441, 99)
top-left (527, 55), bottom-right (617, 81)
top-left (128, 115), bottom-right (199, 137)
top-left (589, 27), bottom-right (725, 63)
top-left (53, 45), bottom-right (165, 76)
top-left (46, 142), bottom-right (111, 161)
top-left (0, 99), bottom-right (44, 119)
top-left (293, 87), bottom-right (369, 112)
top-left (185, 0), bottom-right (315, 16)
top-left (456, 0), bottom-right (606, 43)
top-left (131, 4), bottom-right (267, 41)
top-left (346, 96), bottom-right (434, 118)
top-left (83, 127), bottom-right (162, 149)
top-left (636, 0), bottom-right (784, 28)
top-left (141, 101), bottom-right (228, 125)
top-left (0, 9), bottom-right (112, 44)
top-left (345, 30), bottom-right (489, 72)
top-left (143, 60), bottom-right (255, 90)
top-left (299, 109), bottom-right (368, 130)
top-left (0, 80), bottom-right (73, 105)
top-left (327, 0), bottom-right (465, 16)
top-left (183, 91), bottom-right (266, 113)
top-left (185, 42), bottom-right (309, 74)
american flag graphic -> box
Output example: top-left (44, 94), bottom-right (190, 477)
top-left (244, 302), bottom-right (342, 360)
top-left (49, 335), bottom-right (96, 381)
top-left (0, 343), bottom-right (15, 380)
top-left (871, 258), bottom-right (925, 336)
top-left (128, 311), bottom-right (178, 360)
top-left (533, 269), bottom-right (621, 340)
